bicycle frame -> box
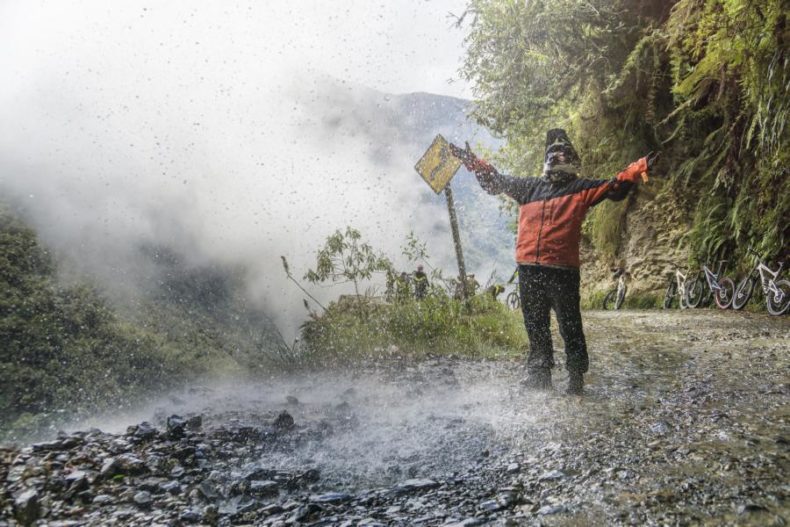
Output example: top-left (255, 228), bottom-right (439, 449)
top-left (675, 270), bottom-right (687, 292)
top-left (703, 265), bottom-right (723, 292)
top-left (757, 262), bottom-right (784, 296)
top-left (616, 275), bottom-right (626, 296)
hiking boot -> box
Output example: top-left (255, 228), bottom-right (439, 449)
top-left (566, 371), bottom-right (584, 395)
top-left (521, 369), bottom-right (552, 391)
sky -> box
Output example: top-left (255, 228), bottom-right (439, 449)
top-left (0, 0), bottom-right (478, 337)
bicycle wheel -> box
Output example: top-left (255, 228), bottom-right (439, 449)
top-left (714, 277), bottom-right (734, 309)
top-left (603, 290), bottom-right (616, 310)
top-left (766, 279), bottom-right (790, 316)
top-left (685, 277), bottom-right (704, 308)
top-left (506, 291), bottom-right (520, 310)
top-left (731, 276), bottom-right (754, 310)
top-left (663, 281), bottom-right (676, 309)
top-left (615, 285), bottom-right (627, 310)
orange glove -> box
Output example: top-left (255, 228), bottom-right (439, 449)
top-left (617, 157), bottom-right (649, 184)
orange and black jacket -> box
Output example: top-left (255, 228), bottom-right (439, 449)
top-left (474, 158), bottom-right (648, 269)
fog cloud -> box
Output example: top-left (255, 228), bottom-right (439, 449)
top-left (0, 0), bottom-right (484, 338)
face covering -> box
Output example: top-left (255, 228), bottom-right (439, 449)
top-left (542, 149), bottom-right (580, 184)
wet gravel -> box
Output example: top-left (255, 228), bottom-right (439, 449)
top-left (1, 310), bottom-right (788, 526)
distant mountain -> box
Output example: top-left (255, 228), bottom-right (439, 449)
top-left (297, 79), bottom-right (516, 283)
top-left (388, 91), bottom-right (516, 283)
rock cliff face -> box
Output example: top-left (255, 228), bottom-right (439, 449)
top-left (581, 182), bottom-right (691, 302)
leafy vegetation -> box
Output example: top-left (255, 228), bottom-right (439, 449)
top-left (299, 294), bottom-right (526, 365)
top-left (460, 0), bottom-right (788, 272)
top-left (303, 227), bottom-right (394, 297)
top-left (290, 228), bottom-right (526, 363)
top-left (0, 208), bottom-right (287, 439)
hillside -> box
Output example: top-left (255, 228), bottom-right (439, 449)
top-left (0, 207), bottom-right (288, 440)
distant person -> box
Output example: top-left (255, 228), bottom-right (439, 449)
top-left (413, 265), bottom-right (429, 300)
top-left (466, 274), bottom-right (480, 296)
top-left (395, 271), bottom-right (411, 302)
top-left (451, 129), bottom-right (657, 394)
top-left (452, 274), bottom-right (478, 300)
top-left (487, 284), bottom-right (505, 300)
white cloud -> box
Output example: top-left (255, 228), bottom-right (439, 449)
top-left (0, 0), bottom-right (475, 338)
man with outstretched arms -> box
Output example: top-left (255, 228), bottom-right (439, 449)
top-left (451, 129), bottom-right (657, 395)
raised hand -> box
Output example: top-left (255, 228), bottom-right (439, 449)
top-left (449, 142), bottom-right (493, 174)
top-left (449, 142), bottom-right (476, 167)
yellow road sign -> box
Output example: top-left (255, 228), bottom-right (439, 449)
top-left (414, 134), bottom-right (462, 194)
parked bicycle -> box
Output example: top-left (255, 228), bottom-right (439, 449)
top-left (685, 260), bottom-right (734, 309)
top-left (603, 267), bottom-right (628, 310)
top-left (663, 268), bottom-right (691, 309)
top-left (504, 268), bottom-right (520, 310)
top-left (732, 249), bottom-right (789, 315)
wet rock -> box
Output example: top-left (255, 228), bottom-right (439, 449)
top-left (241, 465), bottom-right (275, 481)
top-left (284, 468), bottom-right (321, 489)
top-left (116, 453), bottom-right (146, 475)
top-left (538, 469), bottom-right (565, 481)
top-left (538, 504), bottom-right (569, 515)
top-left (736, 503), bottom-right (770, 514)
top-left (14, 489), bottom-right (40, 526)
top-left (160, 480), bottom-right (182, 494)
top-left (128, 421), bottom-right (158, 441)
top-left (506, 462), bottom-right (520, 474)
top-left (197, 481), bottom-right (220, 501)
top-left (393, 478), bottom-right (439, 494)
top-left (186, 414), bottom-right (203, 431)
top-left (57, 433), bottom-right (84, 450)
top-left (166, 415), bottom-right (187, 439)
top-left (310, 491), bottom-right (352, 504)
top-left (218, 495), bottom-right (257, 516)
top-left (179, 508), bottom-right (202, 523)
top-left (92, 494), bottom-right (113, 506)
top-left (249, 480), bottom-right (279, 497)
top-left (649, 421), bottom-right (671, 436)
top-left (76, 488), bottom-right (94, 505)
top-left (6, 465), bottom-right (26, 483)
top-left (290, 503), bottom-right (322, 522)
top-left (445, 519), bottom-right (486, 527)
top-left (213, 425), bottom-right (259, 443)
top-left (203, 504), bottom-right (219, 525)
top-left (99, 457), bottom-right (121, 479)
top-left (144, 454), bottom-right (167, 476)
top-left (31, 440), bottom-right (63, 452)
top-left (260, 503), bottom-right (284, 516)
top-left (357, 519), bottom-right (387, 527)
top-left (64, 470), bottom-right (89, 492)
top-left (479, 499), bottom-right (503, 513)
top-left (169, 464), bottom-right (185, 478)
top-left (479, 492), bottom-right (515, 513)
top-left (132, 490), bottom-right (152, 508)
top-left (138, 477), bottom-right (167, 494)
top-left (171, 445), bottom-right (197, 462)
top-left (274, 410), bottom-right (295, 430)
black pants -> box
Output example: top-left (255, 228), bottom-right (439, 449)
top-left (518, 264), bottom-right (588, 374)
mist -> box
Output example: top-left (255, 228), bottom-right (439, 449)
top-left (0, 0), bottom-right (479, 338)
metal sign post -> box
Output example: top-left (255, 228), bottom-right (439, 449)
top-left (414, 134), bottom-right (469, 300)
